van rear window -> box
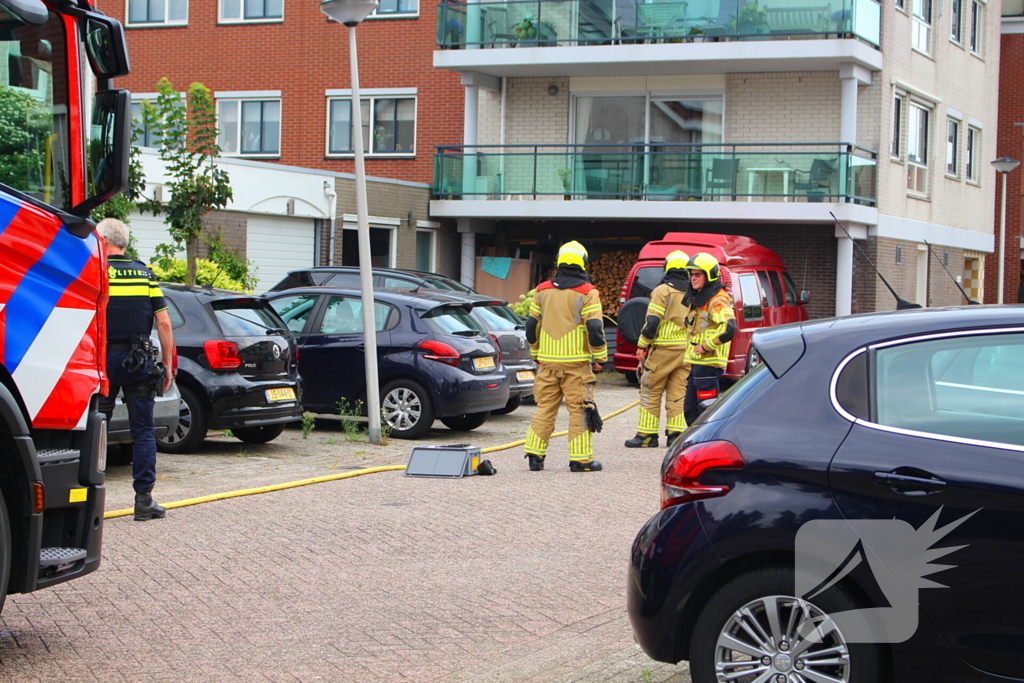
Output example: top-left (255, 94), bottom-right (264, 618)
top-left (631, 267), bottom-right (663, 300)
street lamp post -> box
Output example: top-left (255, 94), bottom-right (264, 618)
top-left (991, 156), bottom-right (1020, 305)
top-left (321, 0), bottom-right (382, 443)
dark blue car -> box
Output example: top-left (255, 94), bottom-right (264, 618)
top-left (628, 305), bottom-right (1024, 683)
top-left (266, 288), bottom-right (509, 439)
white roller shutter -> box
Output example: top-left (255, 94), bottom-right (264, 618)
top-left (246, 215), bottom-right (316, 293)
top-left (126, 214), bottom-right (178, 263)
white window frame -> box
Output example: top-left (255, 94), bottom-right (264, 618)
top-left (896, 0), bottom-right (906, 12)
top-left (325, 89), bottom-right (417, 158)
top-left (216, 92), bottom-right (283, 158)
top-left (125, 0), bottom-right (188, 26)
top-left (912, 0), bottom-right (933, 54)
top-left (969, 0), bottom-right (984, 55)
top-left (219, 0), bottom-right (283, 24)
top-left (907, 101), bottom-right (931, 197)
top-left (891, 95), bottom-right (904, 160)
top-left (950, 0), bottom-right (963, 43)
top-left (945, 117), bottom-right (960, 177)
top-left (366, 0), bottom-right (419, 19)
top-left (415, 227), bottom-right (438, 272)
top-left (966, 125), bottom-right (981, 183)
top-left (342, 216), bottom-right (398, 268)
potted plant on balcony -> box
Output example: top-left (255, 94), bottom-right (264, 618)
top-left (557, 168), bottom-right (572, 199)
top-left (730, 3), bottom-right (769, 38)
top-left (443, 16), bottom-right (465, 47)
top-left (514, 14), bottom-right (538, 41)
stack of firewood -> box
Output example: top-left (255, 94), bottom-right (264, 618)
top-left (588, 250), bottom-right (638, 317)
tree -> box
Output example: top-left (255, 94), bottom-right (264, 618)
top-left (138, 79), bottom-right (232, 286)
top-left (0, 86), bottom-right (51, 193)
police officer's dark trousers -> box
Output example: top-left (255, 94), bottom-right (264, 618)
top-left (683, 364), bottom-right (724, 426)
top-left (101, 350), bottom-right (158, 494)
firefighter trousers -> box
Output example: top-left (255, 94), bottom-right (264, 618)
top-left (525, 361), bottom-right (596, 462)
top-left (636, 346), bottom-right (691, 436)
top-left (684, 364), bottom-right (725, 425)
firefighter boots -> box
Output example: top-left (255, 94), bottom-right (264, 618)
top-left (569, 459), bottom-right (603, 472)
top-left (526, 454), bottom-right (545, 471)
top-left (134, 490), bottom-right (166, 521)
top-left (624, 433), bottom-right (660, 448)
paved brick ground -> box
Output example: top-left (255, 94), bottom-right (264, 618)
top-left (0, 375), bottom-right (693, 683)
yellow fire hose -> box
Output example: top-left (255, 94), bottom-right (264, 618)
top-left (105, 399), bottom-right (640, 520)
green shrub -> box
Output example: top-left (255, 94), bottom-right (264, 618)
top-left (150, 258), bottom-right (250, 292)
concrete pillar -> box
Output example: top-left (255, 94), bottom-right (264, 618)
top-left (460, 229), bottom-right (476, 288)
top-left (836, 235), bottom-right (854, 316)
top-left (838, 64), bottom-right (871, 203)
top-left (461, 80), bottom-right (479, 199)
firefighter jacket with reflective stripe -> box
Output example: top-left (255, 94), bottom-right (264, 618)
top-left (684, 289), bottom-right (735, 368)
top-left (106, 254), bottom-right (168, 343)
top-left (637, 283), bottom-right (690, 349)
top-left (529, 282), bottom-right (607, 363)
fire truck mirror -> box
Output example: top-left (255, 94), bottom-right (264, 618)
top-left (72, 89), bottom-right (130, 219)
top-left (0, 0), bottom-right (48, 26)
top-left (83, 14), bottom-right (130, 79)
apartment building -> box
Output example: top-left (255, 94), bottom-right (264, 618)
top-left (433, 0), bottom-right (1001, 315)
top-left (996, 0), bottom-right (1023, 303)
top-left (97, 0), bottom-right (465, 290)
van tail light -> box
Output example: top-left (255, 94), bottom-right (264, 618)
top-left (418, 340), bottom-right (461, 366)
top-left (203, 340), bottom-right (242, 370)
top-left (619, 278), bottom-right (631, 306)
top-left (488, 334), bottom-right (502, 364)
top-left (661, 440), bottom-right (745, 509)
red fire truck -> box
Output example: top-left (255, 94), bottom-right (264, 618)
top-left (1, 0), bottom-right (131, 613)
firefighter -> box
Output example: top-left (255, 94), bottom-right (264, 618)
top-left (524, 241), bottom-right (607, 472)
top-left (683, 252), bottom-right (736, 425)
top-left (96, 218), bottom-right (175, 522)
top-left (625, 250), bottom-right (692, 449)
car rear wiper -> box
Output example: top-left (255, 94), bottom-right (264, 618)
top-left (451, 330), bottom-right (480, 337)
top-left (265, 327), bottom-right (288, 336)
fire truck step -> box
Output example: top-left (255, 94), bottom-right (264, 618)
top-left (39, 547), bottom-right (87, 567)
top-left (37, 448), bottom-right (81, 464)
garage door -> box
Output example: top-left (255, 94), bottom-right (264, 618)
top-left (126, 214), bottom-right (180, 264)
top-left (247, 215), bottom-right (316, 293)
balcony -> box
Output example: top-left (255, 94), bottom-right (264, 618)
top-left (430, 143), bottom-right (879, 223)
top-left (436, 0), bottom-right (880, 49)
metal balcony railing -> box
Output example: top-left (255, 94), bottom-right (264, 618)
top-left (437, 0), bottom-right (880, 49)
top-left (433, 143), bottom-right (878, 205)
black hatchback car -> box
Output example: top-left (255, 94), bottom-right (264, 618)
top-left (266, 287), bottom-right (509, 439)
top-left (268, 266), bottom-right (474, 294)
top-left (156, 285), bottom-right (303, 453)
top-left (628, 306), bottom-right (1024, 683)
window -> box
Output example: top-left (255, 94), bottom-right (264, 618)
top-left (270, 295), bottom-right (319, 334)
top-left (473, 304), bottom-right (522, 331)
top-left (327, 96), bottom-right (415, 155)
top-left (383, 276), bottom-right (415, 288)
top-left (318, 296), bottom-right (391, 334)
top-left (891, 96), bottom-right (903, 159)
top-left (416, 229), bottom-right (436, 272)
top-left (218, 99), bottom-right (281, 156)
top-left (212, 301), bottom-right (283, 336)
top-left (896, 0), bottom-right (905, 10)
top-left (874, 333), bottom-right (1024, 447)
top-left (220, 0), bottom-right (282, 22)
top-left (738, 274), bottom-right (763, 321)
top-left (966, 126), bottom-right (980, 182)
top-left (371, 0), bottom-right (417, 15)
top-left (756, 271), bottom-right (776, 307)
top-left (128, 0), bottom-right (187, 25)
top-left (421, 305), bottom-right (484, 336)
top-left (912, 0), bottom-right (932, 52)
top-left (946, 118), bottom-right (959, 176)
top-left (907, 103), bottom-right (929, 194)
top-left (950, 0), bottom-right (962, 41)
top-left (767, 271), bottom-right (785, 307)
top-left (781, 272), bottom-right (801, 305)
top-left (341, 225), bottom-right (393, 267)
top-left (969, 0), bottom-right (983, 53)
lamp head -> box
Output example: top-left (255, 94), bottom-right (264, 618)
top-left (320, 0), bottom-right (378, 26)
top-left (990, 156), bottom-right (1021, 174)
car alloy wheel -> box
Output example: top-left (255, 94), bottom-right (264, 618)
top-left (383, 387), bottom-right (422, 432)
top-left (714, 595), bottom-right (851, 683)
top-left (156, 385), bottom-right (208, 454)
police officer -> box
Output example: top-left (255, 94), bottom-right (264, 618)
top-left (96, 218), bottom-right (174, 521)
top-left (626, 250), bottom-right (692, 450)
top-left (683, 252), bottom-right (736, 425)
top-left (524, 241), bottom-right (607, 472)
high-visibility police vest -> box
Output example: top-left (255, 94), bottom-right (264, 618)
top-left (637, 283), bottom-right (689, 349)
top-left (684, 290), bottom-right (735, 368)
top-left (529, 282), bottom-right (607, 363)
top-left (106, 254), bottom-right (168, 343)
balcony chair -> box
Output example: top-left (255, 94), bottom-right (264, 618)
top-left (705, 158), bottom-right (739, 200)
top-left (636, 2), bottom-right (687, 41)
top-left (485, 6), bottom-right (517, 45)
top-left (794, 158), bottom-right (834, 201)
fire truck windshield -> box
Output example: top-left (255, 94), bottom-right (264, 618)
top-left (0, 7), bottom-right (72, 210)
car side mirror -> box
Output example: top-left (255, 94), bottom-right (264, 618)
top-left (799, 290), bottom-right (810, 305)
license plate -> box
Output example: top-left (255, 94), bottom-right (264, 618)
top-left (473, 356), bottom-right (496, 371)
top-left (265, 387), bottom-right (296, 402)
top-left (516, 370), bottom-right (535, 382)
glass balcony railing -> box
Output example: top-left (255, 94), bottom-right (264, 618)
top-left (433, 143), bottom-right (877, 205)
top-left (437, 0), bottom-right (880, 49)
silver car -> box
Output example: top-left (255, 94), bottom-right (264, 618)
top-left (107, 333), bottom-right (181, 463)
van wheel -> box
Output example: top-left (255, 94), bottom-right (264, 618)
top-left (156, 385), bottom-right (208, 454)
top-left (440, 412), bottom-right (490, 431)
top-left (234, 424), bottom-right (286, 444)
top-left (381, 379), bottom-right (435, 439)
top-left (624, 371), bottom-right (639, 386)
top-left (689, 567), bottom-right (881, 683)
top-left (491, 396), bottom-right (521, 415)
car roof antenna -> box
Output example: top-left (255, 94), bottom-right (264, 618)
top-left (923, 240), bottom-right (980, 305)
top-left (830, 212), bottom-right (922, 310)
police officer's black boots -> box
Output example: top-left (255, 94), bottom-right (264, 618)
top-left (526, 454), bottom-right (545, 471)
top-left (624, 433), bottom-right (659, 448)
top-left (134, 490), bottom-right (167, 521)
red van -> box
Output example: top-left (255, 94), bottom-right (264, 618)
top-left (613, 233), bottom-right (810, 381)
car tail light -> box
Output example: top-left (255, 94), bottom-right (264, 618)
top-left (170, 345), bottom-right (179, 376)
top-left (204, 340), bottom-right (242, 370)
top-left (418, 340), bottom-right (461, 366)
top-left (488, 334), bottom-right (503, 364)
top-left (293, 346), bottom-right (300, 365)
top-left (661, 440), bottom-right (745, 509)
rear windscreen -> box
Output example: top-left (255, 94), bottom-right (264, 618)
top-left (212, 301), bottom-right (284, 336)
top-left (422, 305), bottom-right (483, 336)
top-left (631, 267), bottom-right (663, 300)
top-left (473, 304), bottom-right (521, 330)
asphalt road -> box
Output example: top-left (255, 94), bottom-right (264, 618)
top-left (0, 375), bottom-right (694, 683)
